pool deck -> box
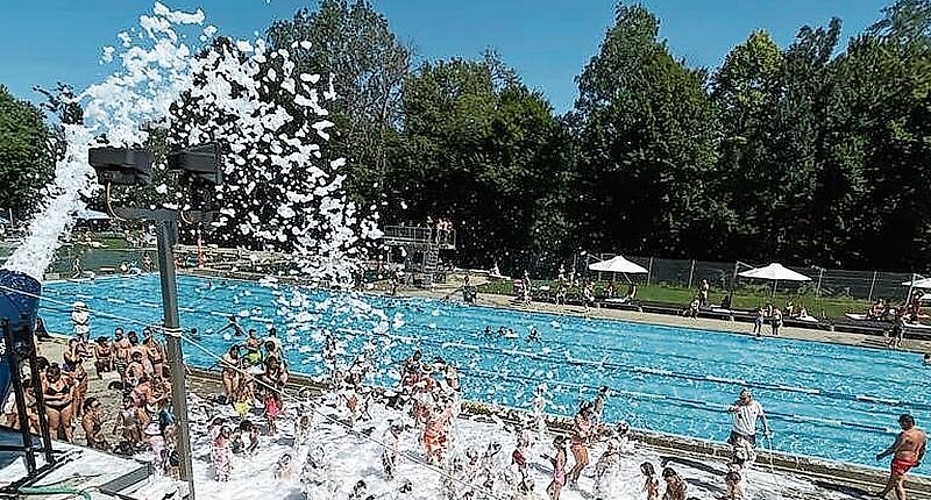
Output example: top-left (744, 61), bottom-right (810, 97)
top-left (402, 287), bottom-right (931, 356)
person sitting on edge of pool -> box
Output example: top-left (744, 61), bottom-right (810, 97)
top-left (727, 388), bottom-right (770, 452)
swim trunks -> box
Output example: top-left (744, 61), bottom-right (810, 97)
top-left (892, 457), bottom-right (918, 476)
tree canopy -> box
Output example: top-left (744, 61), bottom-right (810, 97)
top-left (0, 85), bottom-right (52, 218)
top-left (3, 0), bottom-right (931, 274)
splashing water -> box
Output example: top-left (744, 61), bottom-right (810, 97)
top-left (4, 3), bottom-right (205, 280)
top-left (4, 2), bottom-right (380, 286)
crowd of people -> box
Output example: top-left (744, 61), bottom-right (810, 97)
top-left (3, 302), bottom-right (181, 476)
top-left (10, 296), bottom-right (929, 500)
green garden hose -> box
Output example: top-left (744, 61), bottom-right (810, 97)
top-left (17, 486), bottom-right (93, 500)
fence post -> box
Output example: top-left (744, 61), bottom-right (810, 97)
top-left (867, 270), bottom-right (878, 302)
top-left (647, 257), bottom-right (654, 286)
top-left (687, 259), bottom-right (696, 290)
top-left (816, 268), bottom-right (824, 298)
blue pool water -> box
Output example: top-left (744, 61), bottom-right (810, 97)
top-left (38, 274), bottom-right (928, 470)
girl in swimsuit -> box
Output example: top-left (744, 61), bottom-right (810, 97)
top-left (114, 396), bottom-right (145, 450)
top-left (63, 339), bottom-right (82, 373)
top-left (125, 352), bottom-right (147, 392)
top-left (70, 354), bottom-right (89, 419)
top-left (661, 467), bottom-right (688, 500)
top-left (568, 402), bottom-right (594, 487)
top-left (211, 425), bottom-right (233, 481)
top-left (220, 345), bottom-right (242, 401)
top-left (259, 356), bottom-right (288, 434)
top-left (544, 435), bottom-right (568, 500)
top-left (94, 337), bottom-right (113, 378)
top-left (641, 462), bottom-right (660, 500)
top-left (43, 364), bottom-right (75, 442)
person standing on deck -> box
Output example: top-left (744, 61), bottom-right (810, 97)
top-left (770, 309), bottom-right (783, 336)
top-left (876, 414), bottom-right (926, 500)
top-left (698, 279), bottom-right (710, 307)
top-left (727, 389), bottom-right (770, 454)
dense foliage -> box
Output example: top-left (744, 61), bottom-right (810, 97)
top-left (0, 85), bottom-right (52, 219)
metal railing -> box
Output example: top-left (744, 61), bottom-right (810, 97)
top-left (382, 225), bottom-right (456, 248)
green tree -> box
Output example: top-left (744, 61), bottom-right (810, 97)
top-left (391, 54), bottom-right (569, 271)
top-left (267, 0), bottom-right (411, 203)
top-left (0, 85), bottom-right (53, 218)
top-left (711, 30), bottom-right (784, 258)
top-left (817, 0), bottom-right (931, 269)
top-left (571, 4), bottom-right (727, 258)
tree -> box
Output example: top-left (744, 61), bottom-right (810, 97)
top-left (267, 0), bottom-right (411, 203)
top-left (390, 53), bottom-right (568, 271)
top-left (0, 85), bottom-right (53, 218)
top-left (711, 30), bottom-right (784, 259)
top-left (571, 4), bottom-right (727, 258)
top-left (817, 0), bottom-right (931, 269)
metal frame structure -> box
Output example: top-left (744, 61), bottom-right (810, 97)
top-left (0, 318), bottom-right (59, 493)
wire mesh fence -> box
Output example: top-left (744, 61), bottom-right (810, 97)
top-left (574, 252), bottom-right (925, 319)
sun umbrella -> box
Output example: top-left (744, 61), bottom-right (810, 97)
top-left (738, 263), bottom-right (811, 298)
top-left (902, 277), bottom-right (931, 289)
top-left (588, 255), bottom-right (648, 274)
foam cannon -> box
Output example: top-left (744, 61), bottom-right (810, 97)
top-left (0, 270), bottom-right (41, 403)
top-left (0, 269), bottom-right (55, 476)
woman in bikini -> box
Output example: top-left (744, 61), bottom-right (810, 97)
top-left (43, 364), bottom-right (75, 442)
top-left (93, 337), bottom-right (114, 378)
top-left (568, 402), bottom-right (595, 487)
top-left (144, 329), bottom-right (165, 378)
top-left (544, 435), bottom-right (568, 500)
top-left (220, 345), bottom-right (243, 401)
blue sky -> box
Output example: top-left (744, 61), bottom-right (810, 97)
top-left (0, 0), bottom-right (890, 113)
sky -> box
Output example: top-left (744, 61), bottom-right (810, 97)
top-left (0, 0), bottom-right (891, 113)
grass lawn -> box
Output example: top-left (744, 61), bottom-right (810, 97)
top-left (476, 280), bottom-right (868, 321)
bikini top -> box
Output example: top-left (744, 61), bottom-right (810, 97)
top-left (45, 381), bottom-right (70, 398)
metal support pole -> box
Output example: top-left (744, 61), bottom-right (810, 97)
top-left (647, 257), bottom-right (654, 286)
top-left (156, 220), bottom-right (195, 499)
top-left (729, 261), bottom-right (739, 302)
top-left (867, 271), bottom-right (878, 302)
top-left (687, 260), bottom-right (696, 290)
top-left (3, 320), bottom-right (35, 475)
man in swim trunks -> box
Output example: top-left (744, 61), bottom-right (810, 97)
top-left (876, 414), bottom-right (926, 500)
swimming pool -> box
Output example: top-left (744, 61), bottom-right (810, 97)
top-left (38, 274), bottom-right (928, 470)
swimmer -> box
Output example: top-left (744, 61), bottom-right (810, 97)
top-left (217, 315), bottom-right (246, 337)
top-left (528, 326), bottom-right (541, 343)
top-left (924, 353), bottom-right (931, 366)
